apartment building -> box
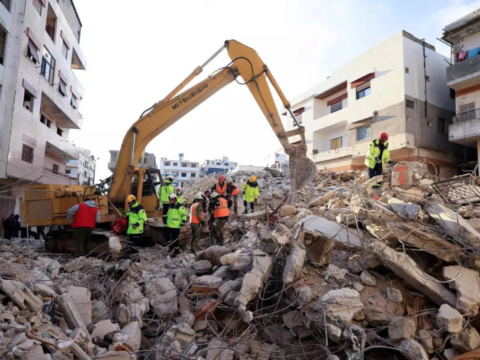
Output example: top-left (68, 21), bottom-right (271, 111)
top-left (0, 0), bottom-right (86, 192)
top-left (108, 150), bottom-right (157, 173)
top-left (284, 31), bottom-right (462, 177)
top-left (202, 156), bottom-right (238, 175)
top-left (443, 9), bottom-right (480, 167)
top-left (66, 147), bottom-right (96, 185)
top-left (160, 154), bottom-right (200, 189)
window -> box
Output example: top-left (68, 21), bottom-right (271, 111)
top-left (460, 102), bottom-right (475, 114)
top-left (70, 93), bottom-right (78, 109)
top-left (27, 40), bottom-right (40, 64)
top-left (331, 100), bottom-right (343, 113)
top-left (23, 90), bottom-right (34, 111)
top-left (425, 75), bottom-right (430, 82)
top-left (66, 169), bottom-right (71, 174)
top-left (45, 5), bottom-right (57, 41)
top-left (164, 161), bottom-right (171, 166)
top-left (84, 171), bottom-right (87, 177)
top-left (41, 47), bottom-right (55, 84)
top-left (405, 67), bottom-right (409, 74)
top-left (406, 100), bottom-right (414, 108)
top-left (32, 0), bottom-right (42, 15)
top-left (330, 137), bottom-right (342, 150)
top-left (191, 164), bottom-right (197, 168)
top-left (356, 82), bottom-right (371, 99)
top-left (181, 172), bottom-right (187, 177)
top-left (52, 164), bottom-right (59, 174)
top-left (173, 162), bottom-right (178, 166)
top-left (224, 163), bottom-right (229, 166)
top-left (450, 88), bottom-right (455, 99)
top-left (191, 173), bottom-right (196, 178)
top-left (427, 121), bottom-right (432, 127)
top-left (0, 25), bottom-right (6, 66)
top-left (22, 144), bottom-right (34, 163)
top-left (57, 127), bottom-right (63, 137)
top-left (59, 78), bottom-right (67, 96)
top-left (181, 163), bottom-right (187, 167)
top-left (357, 125), bottom-right (371, 141)
top-left (40, 114), bottom-right (52, 127)
top-left (61, 40), bottom-right (68, 59)
top-left (1, 0), bottom-right (11, 11)
top-left (438, 118), bottom-right (446, 133)
top-left (216, 162), bottom-right (221, 165)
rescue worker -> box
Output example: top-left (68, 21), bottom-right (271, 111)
top-left (365, 132), bottom-right (393, 185)
top-left (159, 176), bottom-right (174, 223)
top-left (67, 198), bottom-right (100, 256)
top-left (211, 176), bottom-right (227, 198)
top-left (190, 193), bottom-right (205, 252)
top-left (209, 192), bottom-right (229, 245)
top-left (164, 193), bottom-right (188, 257)
top-left (226, 177), bottom-right (240, 215)
top-left (125, 194), bottom-right (148, 247)
top-left (243, 175), bottom-right (259, 214)
top-left (175, 188), bottom-right (184, 204)
top-left (202, 190), bottom-right (211, 212)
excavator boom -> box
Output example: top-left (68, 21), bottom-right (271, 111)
top-left (109, 40), bottom-right (316, 204)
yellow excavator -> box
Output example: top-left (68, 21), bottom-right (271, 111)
top-left (21, 40), bottom-right (316, 251)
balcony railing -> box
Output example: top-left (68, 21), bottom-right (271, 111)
top-left (453, 108), bottom-right (480, 123)
top-left (43, 167), bottom-right (76, 180)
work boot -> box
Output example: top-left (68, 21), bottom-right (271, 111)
top-left (171, 249), bottom-right (181, 258)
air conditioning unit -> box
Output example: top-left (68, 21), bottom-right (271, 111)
top-left (312, 149), bottom-right (319, 155)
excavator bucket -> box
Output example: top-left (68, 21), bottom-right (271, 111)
top-left (287, 144), bottom-right (317, 192)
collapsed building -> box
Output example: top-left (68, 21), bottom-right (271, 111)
top-left (1, 163), bottom-right (480, 360)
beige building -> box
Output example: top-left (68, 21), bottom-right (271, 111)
top-left (66, 147), bottom-right (96, 185)
top-left (0, 0), bottom-right (86, 196)
top-left (443, 9), bottom-right (480, 170)
top-left (284, 31), bottom-right (463, 177)
top-left (108, 150), bottom-right (158, 173)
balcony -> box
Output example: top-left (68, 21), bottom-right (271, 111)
top-left (449, 108), bottom-right (480, 147)
top-left (453, 108), bottom-right (480, 123)
top-left (447, 54), bottom-right (480, 88)
top-left (46, 131), bottom-right (78, 160)
top-left (312, 147), bottom-right (353, 163)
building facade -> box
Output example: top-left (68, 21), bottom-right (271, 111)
top-left (202, 156), bottom-right (238, 175)
top-left (0, 0), bottom-right (86, 222)
top-left (443, 10), bottom-right (480, 168)
top-left (66, 147), bottom-right (96, 185)
top-left (108, 150), bottom-right (157, 173)
top-left (284, 31), bottom-right (462, 177)
top-left (160, 154), bottom-right (200, 189)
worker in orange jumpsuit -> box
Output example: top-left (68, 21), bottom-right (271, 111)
top-left (208, 192), bottom-right (229, 245)
top-left (211, 175), bottom-right (227, 198)
top-left (226, 177), bottom-right (240, 215)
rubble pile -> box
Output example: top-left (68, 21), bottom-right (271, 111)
top-left (3, 164), bottom-right (480, 359)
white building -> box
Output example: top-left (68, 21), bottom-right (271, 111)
top-left (284, 31), bottom-right (462, 177)
top-left (66, 147), bottom-right (96, 185)
top-left (108, 150), bottom-right (157, 173)
top-left (202, 156), bottom-right (238, 175)
top-left (160, 154), bottom-right (200, 189)
top-left (0, 0), bottom-right (86, 221)
top-left (443, 9), bottom-right (480, 170)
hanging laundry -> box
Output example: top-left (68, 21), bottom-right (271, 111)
top-left (467, 47), bottom-right (480, 59)
top-left (457, 51), bottom-right (467, 63)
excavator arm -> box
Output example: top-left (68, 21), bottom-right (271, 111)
top-left (109, 40), bottom-right (316, 204)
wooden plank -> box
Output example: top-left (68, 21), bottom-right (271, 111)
top-left (191, 285), bottom-right (219, 294)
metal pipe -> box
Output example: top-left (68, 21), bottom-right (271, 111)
top-left (287, 108), bottom-right (301, 128)
top-left (130, 127), bottom-right (139, 166)
top-left (200, 43), bottom-right (227, 68)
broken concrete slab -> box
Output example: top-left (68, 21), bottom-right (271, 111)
top-left (0, 279), bottom-right (43, 312)
top-left (388, 197), bottom-right (421, 220)
top-left (67, 286), bottom-right (92, 327)
top-left (451, 327), bottom-right (480, 353)
top-left (388, 316), bottom-right (416, 339)
top-left (369, 241), bottom-right (456, 307)
top-left (317, 288), bottom-right (363, 323)
top-left (347, 253), bottom-right (382, 273)
top-left (362, 285), bottom-right (404, 326)
top-left (205, 339), bottom-right (235, 360)
top-left (308, 188), bottom-right (342, 208)
top-left (218, 280), bottom-right (242, 299)
top-left (118, 321), bottom-right (141, 352)
top-left (145, 278), bottom-right (178, 318)
top-left (296, 285), bottom-right (314, 303)
top-left (386, 288), bottom-right (403, 303)
top-left (194, 275), bottom-right (223, 288)
top-left (301, 215), bottom-right (366, 250)
top-left (279, 205), bottom-right (297, 218)
top-left (34, 283), bottom-right (57, 298)
top-left (398, 339), bottom-right (428, 360)
top-left (387, 223), bottom-right (462, 262)
top-left (325, 264), bottom-right (347, 282)
top-left (91, 320), bottom-right (120, 339)
top-left (437, 304), bottom-right (463, 333)
top-left (425, 203), bottom-right (480, 247)
top-left (220, 253), bottom-right (253, 272)
top-left (444, 265), bottom-right (480, 316)
top-left (360, 271), bottom-right (376, 286)
top-left (283, 243), bottom-right (306, 285)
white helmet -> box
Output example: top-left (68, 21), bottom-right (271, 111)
top-left (166, 175), bottom-right (174, 181)
top-left (227, 177), bottom-right (234, 184)
top-left (169, 193), bottom-right (177, 200)
top-left (194, 192), bottom-right (203, 201)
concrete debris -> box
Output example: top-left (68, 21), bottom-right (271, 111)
top-left (2, 165), bottom-right (480, 360)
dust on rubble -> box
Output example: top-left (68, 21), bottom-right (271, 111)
top-left (1, 163), bottom-right (480, 360)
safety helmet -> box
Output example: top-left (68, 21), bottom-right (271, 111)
top-left (166, 175), bottom-right (174, 181)
top-left (176, 187), bottom-right (182, 193)
top-left (126, 194), bottom-right (136, 203)
top-left (194, 192), bottom-right (203, 201)
top-left (169, 193), bottom-right (177, 200)
top-left (250, 175), bottom-right (257, 182)
top-left (227, 177), bottom-right (234, 184)
top-left (218, 176), bottom-right (225, 182)
top-left (211, 191), bottom-right (219, 199)
top-left (380, 132), bottom-right (388, 142)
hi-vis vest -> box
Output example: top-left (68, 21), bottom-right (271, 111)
top-left (190, 203), bottom-right (203, 224)
top-left (229, 184), bottom-right (239, 196)
top-left (72, 203), bottom-right (97, 229)
top-left (215, 183), bottom-right (227, 197)
top-left (214, 198), bottom-right (229, 218)
top-left (364, 139), bottom-right (391, 169)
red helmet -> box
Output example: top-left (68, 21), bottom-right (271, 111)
top-left (380, 133), bottom-right (388, 142)
top-left (218, 176), bottom-right (225, 182)
top-left (176, 187), bottom-right (181, 192)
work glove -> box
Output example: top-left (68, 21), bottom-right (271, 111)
top-left (375, 157), bottom-right (382, 164)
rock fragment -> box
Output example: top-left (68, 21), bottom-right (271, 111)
top-left (437, 304), bottom-right (463, 333)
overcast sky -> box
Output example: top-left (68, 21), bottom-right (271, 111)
top-left (70, 0), bottom-right (480, 181)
